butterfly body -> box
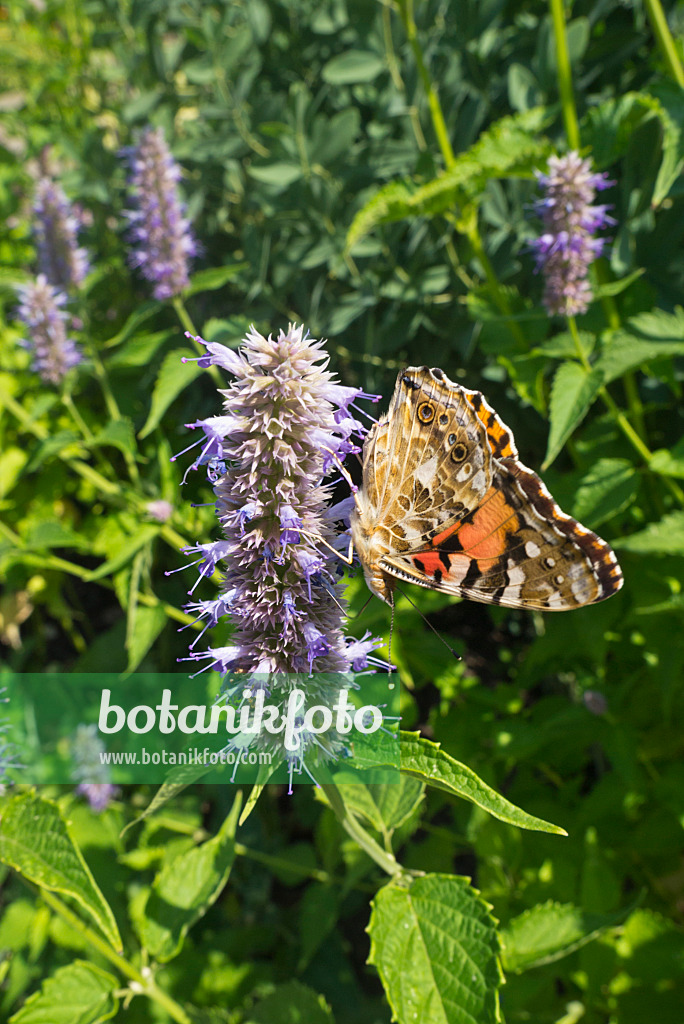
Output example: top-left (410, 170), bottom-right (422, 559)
top-left (350, 366), bottom-right (623, 611)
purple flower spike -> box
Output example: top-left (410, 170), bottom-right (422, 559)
top-left (33, 176), bottom-right (89, 291)
top-left (531, 151), bottom-right (614, 318)
top-left (71, 725), bottom-right (118, 812)
top-left (16, 275), bottom-right (82, 385)
top-left (124, 127), bottom-right (196, 301)
top-left (181, 323), bottom-right (387, 782)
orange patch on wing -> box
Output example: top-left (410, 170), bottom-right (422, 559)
top-left (455, 488), bottom-right (516, 561)
top-left (412, 551), bottom-right (445, 577)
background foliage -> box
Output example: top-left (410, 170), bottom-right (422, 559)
top-left (2, 1), bottom-right (684, 1022)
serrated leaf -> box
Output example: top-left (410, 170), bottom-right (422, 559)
top-left (137, 793), bottom-right (241, 961)
top-left (322, 49), bottom-right (384, 84)
top-left (88, 418), bottom-right (136, 457)
top-left (596, 311), bottom-right (684, 384)
top-left (544, 362), bottom-right (603, 469)
top-left (614, 511), bottom-right (684, 555)
top-left (9, 960), bottom-right (118, 1024)
top-left (571, 458), bottom-right (639, 528)
top-left (138, 349), bottom-right (204, 439)
top-left (0, 793), bottom-right (121, 951)
top-left (185, 263), bottom-right (248, 297)
top-left (347, 107), bottom-right (552, 249)
top-left (245, 981), bottom-right (334, 1024)
top-left (368, 874), bottom-right (503, 1024)
top-left (500, 899), bottom-right (633, 972)
top-left (399, 732), bottom-right (566, 834)
top-left (333, 777), bottom-right (424, 836)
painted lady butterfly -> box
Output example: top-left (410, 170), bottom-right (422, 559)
top-left (350, 366), bottom-right (623, 610)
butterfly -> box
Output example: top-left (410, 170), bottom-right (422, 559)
top-left (350, 366), bottom-right (623, 610)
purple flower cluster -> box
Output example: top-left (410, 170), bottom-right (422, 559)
top-left (33, 175), bottom-right (89, 291)
top-left (531, 151), bottom-right (614, 318)
top-left (71, 724), bottom-right (118, 812)
top-left (125, 127), bottom-right (196, 301)
top-left (16, 275), bottom-right (82, 385)
top-left (179, 323), bottom-right (386, 786)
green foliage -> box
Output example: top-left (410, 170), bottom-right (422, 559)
top-left (2, 0), bottom-right (684, 1022)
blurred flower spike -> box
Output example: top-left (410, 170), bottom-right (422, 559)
top-left (531, 151), bottom-right (614, 318)
top-left (0, 688), bottom-right (20, 792)
top-left (179, 323), bottom-right (389, 789)
top-left (124, 126), bottom-right (196, 301)
top-left (71, 723), bottom-right (118, 812)
top-left (33, 175), bottom-right (89, 291)
top-left (16, 275), bottom-right (82, 385)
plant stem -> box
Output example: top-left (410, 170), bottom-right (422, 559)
top-left (567, 317), bottom-right (684, 506)
top-left (321, 783), bottom-right (403, 877)
top-left (549, 0), bottom-right (581, 150)
top-left (463, 210), bottom-right (528, 349)
top-left (643, 0), bottom-right (684, 87)
top-left (396, 0), bottom-right (455, 167)
top-left (29, 886), bottom-right (192, 1024)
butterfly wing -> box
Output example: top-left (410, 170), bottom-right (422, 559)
top-left (380, 457), bottom-right (623, 610)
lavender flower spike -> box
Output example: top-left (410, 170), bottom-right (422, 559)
top-left (182, 323), bottom-right (387, 785)
top-left (125, 126), bottom-right (196, 301)
top-left (16, 275), bottom-right (82, 385)
top-left (531, 151), bottom-right (614, 318)
top-left (33, 175), bottom-right (89, 291)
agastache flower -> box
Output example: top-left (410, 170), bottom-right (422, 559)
top-left (71, 724), bottom-right (118, 812)
top-left (180, 323), bottom-right (389, 788)
top-left (16, 275), bottom-right (82, 384)
top-left (32, 175), bottom-right (89, 291)
top-left (124, 126), bottom-right (196, 301)
top-left (531, 151), bottom-right (614, 318)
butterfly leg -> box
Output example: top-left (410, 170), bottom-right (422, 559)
top-left (299, 530), bottom-right (355, 567)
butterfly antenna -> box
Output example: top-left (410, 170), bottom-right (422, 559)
top-left (395, 585), bottom-right (461, 661)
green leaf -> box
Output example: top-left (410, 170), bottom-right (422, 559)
top-left (138, 349), bottom-right (204, 439)
top-left (107, 330), bottom-right (174, 369)
top-left (103, 302), bottom-right (159, 350)
top-left (500, 899), bottom-right (633, 973)
top-left (543, 362), bottom-right (604, 469)
top-left (0, 793), bottom-right (121, 951)
top-left (245, 981), bottom-right (334, 1024)
top-left (88, 418), bottom-right (136, 457)
top-left (0, 446), bottom-right (28, 498)
top-left (137, 793), bottom-right (241, 961)
top-left (86, 525), bottom-right (159, 582)
top-left (347, 107), bottom-right (552, 249)
top-left (592, 268), bottom-right (644, 299)
top-left (368, 874), bottom-right (503, 1024)
top-left (126, 602), bottom-right (167, 671)
top-left (24, 520), bottom-right (89, 551)
top-left (399, 732), bottom-right (566, 835)
top-left (649, 445), bottom-right (684, 478)
top-left (614, 511), bottom-right (684, 556)
top-left (247, 163), bottom-right (303, 188)
top-left (26, 431), bottom-right (82, 473)
top-left (9, 961), bottom-right (118, 1024)
top-left (322, 50), bottom-right (385, 84)
top-left (595, 311), bottom-right (684, 384)
top-left (571, 458), bottom-right (640, 528)
top-left (333, 777), bottom-right (424, 836)
top-left (185, 263), bottom-right (248, 297)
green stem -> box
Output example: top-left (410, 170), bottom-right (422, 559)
top-left (463, 211), bottom-right (528, 349)
top-left (643, 0), bottom-right (684, 87)
top-left (396, 0), bottom-right (455, 167)
top-left (62, 390), bottom-right (93, 441)
top-left (31, 886), bottom-right (192, 1024)
top-left (321, 783), bottom-right (403, 877)
top-left (567, 318), bottom-right (684, 506)
top-left (549, 0), bottom-right (581, 150)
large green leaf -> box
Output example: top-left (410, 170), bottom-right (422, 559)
top-left (595, 311), bottom-right (684, 384)
top-left (322, 49), bottom-right (385, 84)
top-left (346, 107), bottom-right (552, 249)
top-left (136, 793), bottom-right (241, 961)
top-left (0, 793), bottom-right (121, 951)
top-left (500, 900), bottom-right (633, 973)
top-left (9, 961), bottom-right (118, 1024)
top-left (543, 362), bottom-right (603, 469)
top-left (368, 874), bottom-right (503, 1024)
top-left (399, 733), bottom-right (566, 835)
top-left (614, 511), bottom-right (684, 556)
top-left (138, 349), bottom-right (205, 439)
top-left (571, 458), bottom-right (639, 528)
